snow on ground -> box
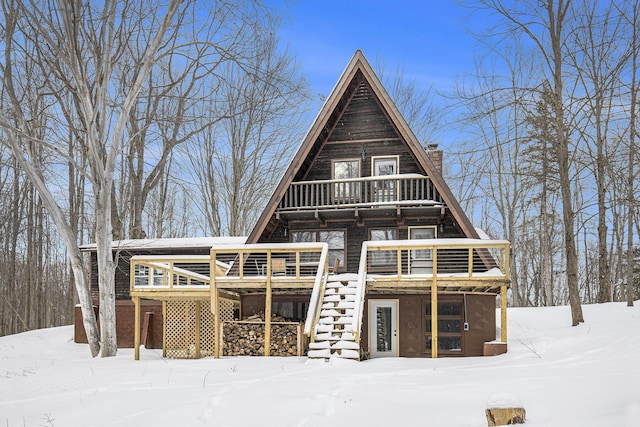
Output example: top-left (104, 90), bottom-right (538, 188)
top-left (1, 302), bottom-right (639, 427)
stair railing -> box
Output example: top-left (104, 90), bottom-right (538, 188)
top-left (350, 242), bottom-right (370, 343)
top-left (303, 243), bottom-right (329, 337)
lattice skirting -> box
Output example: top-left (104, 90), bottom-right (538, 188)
top-left (164, 299), bottom-right (235, 359)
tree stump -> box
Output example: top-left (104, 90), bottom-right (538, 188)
top-left (485, 407), bottom-right (526, 426)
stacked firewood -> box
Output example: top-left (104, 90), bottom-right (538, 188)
top-left (222, 313), bottom-right (301, 356)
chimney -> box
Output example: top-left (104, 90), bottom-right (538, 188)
top-left (425, 143), bottom-right (443, 174)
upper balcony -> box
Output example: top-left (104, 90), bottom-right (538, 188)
top-left (275, 174), bottom-right (444, 221)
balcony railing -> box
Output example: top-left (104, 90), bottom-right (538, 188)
top-left (130, 244), bottom-right (330, 295)
top-left (278, 174), bottom-right (441, 211)
top-left (350, 238), bottom-right (510, 342)
top-left (210, 243), bottom-right (329, 286)
top-left (130, 255), bottom-right (213, 290)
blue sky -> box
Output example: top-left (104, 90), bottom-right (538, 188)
top-left (278, 1), bottom-right (483, 102)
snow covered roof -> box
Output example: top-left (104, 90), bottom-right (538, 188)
top-left (79, 236), bottom-right (247, 252)
top-left (474, 227), bottom-right (493, 240)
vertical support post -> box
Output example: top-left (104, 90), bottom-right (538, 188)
top-left (397, 248), bottom-right (402, 278)
top-left (133, 296), bottom-right (140, 360)
top-left (504, 244), bottom-right (510, 277)
top-left (162, 300), bottom-right (167, 357)
top-left (501, 243), bottom-right (509, 344)
top-left (468, 247), bottom-right (474, 277)
top-left (265, 251), bottom-right (272, 356)
top-left (195, 301), bottom-right (201, 359)
top-left (501, 285), bottom-right (508, 343)
top-left (210, 249), bottom-right (220, 358)
top-left (431, 248), bottom-right (438, 358)
top-left (169, 262), bottom-right (174, 288)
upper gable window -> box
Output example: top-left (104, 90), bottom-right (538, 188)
top-left (372, 156), bottom-right (399, 202)
top-left (332, 159), bottom-right (360, 201)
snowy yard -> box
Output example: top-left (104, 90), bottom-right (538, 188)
top-left (1, 302), bottom-right (638, 426)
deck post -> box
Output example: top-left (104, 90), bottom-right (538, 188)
top-left (431, 249), bottom-right (438, 358)
top-left (211, 249), bottom-right (221, 358)
top-left (501, 285), bottom-right (508, 343)
top-left (195, 301), bottom-right (201, 359)
top-left (265, 251), bottom-right (272, 357)
top-left (133, 296), bottom-right (140, 360)
top-left (162, 301), bottom-right (167, 358)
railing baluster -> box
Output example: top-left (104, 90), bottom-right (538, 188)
top-left (282, 176), bottom-right (445, 208)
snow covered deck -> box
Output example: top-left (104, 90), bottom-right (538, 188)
top-left (129, 239), bottom-right (510, 359)
top-left (129, 239), bottom-right (510, 296)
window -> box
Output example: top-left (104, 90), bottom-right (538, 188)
top-left (424, 299), bottom-right (464, 353)
top-left (369, 228), bottom-right (397, 267)
top-left (372, 156), bottom-right (399, 202)
top-left (291, 230), bottom-right (345, 270)
top-left (409, 226), bottom-right (437, 274)
top-left (134, 264), bottom-right (165, 287)
top-left (333, 159), bottom-right (360, 200)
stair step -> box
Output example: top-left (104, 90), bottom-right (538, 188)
top-left (318, 317), bottom-right (353, 325)
top-left (336, 301), bottom-right (354, 308)
top-left (331, 340), bottom-right (360, 350)
top-left (308, 349), bottom-right (332, 358)
top-left (340, 332), bottom-right (356, 341)
top-left (320, 309), bottom-right (342, 316)
top-left (314, 333), bottom-right (340, 341)
top-left (338, 287), bottom-right (357, 295)
top-left (315, 324), bottom-right (333, 333)
top-left (309, 341), bottom-right (331, 349)
top-left (323, 295), bottom-right (342, 302)
top-left (344, 295), bottom-right (356, 302)
top-left (325, 282), bottom-right (344, 288)
top-left (332, 349), bottom-right (360, 359)
top-left (324, 288), bottom-right (337, 295)
top-left (321, 302), bottom-right (336, 309)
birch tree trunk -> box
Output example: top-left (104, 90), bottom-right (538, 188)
top-left (625, 0), bottom-right (638, 307)
top-left (0, 0), bottom-right (183, 356)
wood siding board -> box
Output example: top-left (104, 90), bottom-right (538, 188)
top-left (360, 293), bottom-right (495, 358)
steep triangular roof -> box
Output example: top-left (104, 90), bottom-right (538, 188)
top-left (247, 50), bottom-right (479, 243)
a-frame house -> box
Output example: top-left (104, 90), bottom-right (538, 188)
top-left (127, 50), bottom-right (510, 360)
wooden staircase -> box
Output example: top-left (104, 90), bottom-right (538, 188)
top-left (307, 278), bottom-right (361, 359)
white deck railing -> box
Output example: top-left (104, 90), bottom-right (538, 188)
top-left (278, 174), bottom-right (442, 210)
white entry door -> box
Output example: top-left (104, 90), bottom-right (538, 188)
top-left (369, 300), bottom-right (399, 358)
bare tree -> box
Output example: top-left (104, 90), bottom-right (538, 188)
top-left (375, 57), bottom-right (443, 144)
top-left (0, 0), bottom-right (185, 356)
top-left (188, 29), bottom-right (309, 236)
top-left (468, 0), bottom-right (584, 324)
top-left (622, 0), bottom-right (639, 307)
top-left (568, 0), bottom-right (632, 303)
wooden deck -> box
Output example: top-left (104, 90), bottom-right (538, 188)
top-left (129, 239), bottom-right (510, 359)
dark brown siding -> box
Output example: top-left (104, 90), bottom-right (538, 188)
top-left (361, 293), bottom-right (496, 358)
top-left (303, 76), bottom-right (424, 182)
top-left (277, 215), bottom-right (463, 273)
top-left (241, 294), bottom-right (311, 320)
top-left (74, 300), bottom-right (163, 349)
